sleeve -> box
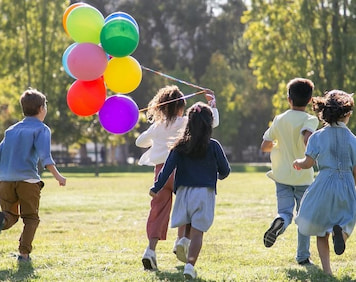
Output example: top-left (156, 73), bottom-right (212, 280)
top-left (136, 124), bottom-right (155, 148)
top-left (211, 108), bottom-right (219, 128)
top-left (300, 115), bottom-right (319, 135)
top-left (150, 150), bottom-right (178, 194)
top-left (262, 117), bottom-right (276, 141)
top-left (35, 126), bottom-right (55, 167)
top-left (305, 132), bottom-right (319, 160)
top-left (214, 141), bottom-right (231, 180)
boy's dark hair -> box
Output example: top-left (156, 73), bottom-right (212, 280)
top-left (287, 78), bottom-right (314, 107)
top-left (147, 85), bottom-right (186, 126)
top-left (173, 102), bottom-right (213, 158)
top-left (312, 90), bottom-right (354, 125)
top-left (20, 88), bottom-right (47, 116)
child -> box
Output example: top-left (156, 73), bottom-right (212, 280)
top-left (149, 102), bottom-right (230, 279)
top-left (293, 90), bottom-right (356, 275)
top-left (0, 88), bottom-right (66, 263)
top-left (136, 85), bottom-right (219, 270)
top-left (260, 78), bottom-right (319, 265)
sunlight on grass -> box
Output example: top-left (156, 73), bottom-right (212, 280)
top-left (0, 172), bottom-right (355, 281)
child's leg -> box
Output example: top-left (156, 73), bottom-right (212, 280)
top-left (0, 182), bottom-right (20, 230)
top-left (146, 164), bottom-right (174, 250)
top-left (317, 235), bottom-right (332, 275)
top-left (295, 185), bottom-right (311, 263)
top-left (187, 226), bottom-right (203, 266)
top-left (17, 182), bottom-right (41, 257)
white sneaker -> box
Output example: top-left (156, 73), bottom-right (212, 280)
top-left (142, 247), bottom-right (157, 270)
top-left (176, 237), bottom-right (191, 263)
top-left (183, 263), bottom-right (197, 279)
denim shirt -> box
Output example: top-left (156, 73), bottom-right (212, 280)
top-left (0, 117), bottom-right (55, 181)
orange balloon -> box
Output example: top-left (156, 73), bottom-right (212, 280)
top-left (62, 3), bottom-right (87, 35)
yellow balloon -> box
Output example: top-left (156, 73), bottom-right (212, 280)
top-left (104, 56), bottom-right (142, 94)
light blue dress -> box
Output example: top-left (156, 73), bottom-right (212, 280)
top-left (295, 122), bottom-right (356, 237)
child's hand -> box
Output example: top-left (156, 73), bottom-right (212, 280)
top-left (149, 190), bottom-right (156, 197)
top-left (57, 176), bottom-right (67, 186)
top-left (293, 160), bottom-right (302, 170)
top-left (204, 89), bottom-right (216, 107)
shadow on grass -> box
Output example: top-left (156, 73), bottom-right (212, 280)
top-left (152, 265), bottom-right (216, 282)
top-left (286, 265), bottom-right (356, 282)
top-left (0, 261), bottom-right (38, 281)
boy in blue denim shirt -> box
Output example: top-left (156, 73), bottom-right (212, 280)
top-left (0, 88), bottom-right (66, 263)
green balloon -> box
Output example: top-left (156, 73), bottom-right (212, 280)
top-left (100, 18), bottom-right (139, 57)
top-left (67, 6), bottom-right (104, 44)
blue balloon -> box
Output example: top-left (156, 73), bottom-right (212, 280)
top-left (104, 11), bottom-right (139, 32)
top-left (62, 43), bottom-right (78, 79)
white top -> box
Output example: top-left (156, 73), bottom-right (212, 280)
top-left (136, 108), bottom-right (219, 166)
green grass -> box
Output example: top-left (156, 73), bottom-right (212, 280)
top-left (0, 172), bottom-right (355, 281)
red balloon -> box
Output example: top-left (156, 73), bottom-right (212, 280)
top-left (67, 78), bottom-right (106, 116)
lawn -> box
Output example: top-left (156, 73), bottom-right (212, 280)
top-left (0, 172), bottom-right (355, 281)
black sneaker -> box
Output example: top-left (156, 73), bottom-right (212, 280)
top-left (332, 225), bottom-right (345, 255)
top-left (263, 217), bottom-right (284, 247)
top-left (0, 212), bottom-right (5, 234)
top-left (298, 258), bottom-right (313, 266)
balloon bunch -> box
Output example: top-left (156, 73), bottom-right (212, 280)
top-left (62, 3), bottom-right (141, 134)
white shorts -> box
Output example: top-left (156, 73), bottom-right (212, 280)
top-left (171, 186), bottom-right (215, 232)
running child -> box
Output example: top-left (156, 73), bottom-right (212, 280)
top-left (149, 102), bottom-right (230, 279)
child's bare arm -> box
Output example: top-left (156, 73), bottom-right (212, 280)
top-left (45, 164), bottom-right (66, 186)
top-left (293, 156), bottom-right (315, 170)
top-left (261, 140), bottom-right (273, 152)
top-left (302, 130), bottom-right (313, 146)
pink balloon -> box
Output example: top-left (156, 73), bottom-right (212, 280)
top-left (98, 95), bottom-right (139, 134)
top-left (67, 43), bottom-right (108, 81)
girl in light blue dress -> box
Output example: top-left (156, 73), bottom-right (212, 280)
top-left (293, 90), bottom-right (356, 275)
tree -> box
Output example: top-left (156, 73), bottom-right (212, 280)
top-left (242, 0), bottom-right (356, 122)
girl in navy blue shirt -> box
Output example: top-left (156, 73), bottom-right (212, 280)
top-left (150, 102), bottom-right (230, 279)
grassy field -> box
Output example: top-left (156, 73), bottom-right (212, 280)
top-left (0, 171), bottom-right (355, 281)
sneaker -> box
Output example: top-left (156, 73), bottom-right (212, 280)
top-left (183, 263), bottom-right (197, 279)
top-left (332, 225), bottom-right (345, 255)
top-left (142, 247), bottom-right (157, 270)
top-left (173, 237), bottom-right (180, 254)
top-left (176, 237), bottom-right (190, 263)
top-left (0, 212), bottom-right (5, 234)
top-left (17, 255), bottom-right (31, 263)
top-left (263, 217), bottom-right (284, 248)
top-left (298, 258), bottom-right (313, 266)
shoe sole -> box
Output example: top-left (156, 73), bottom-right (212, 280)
top-left (142, 258), bottom-right (157, 270)
top-left (263, 217), bottom-right (284, 248)
top-left (176, 245), bottom-right (187, 263)
top-left (333, 225), bottom-right (345, 255)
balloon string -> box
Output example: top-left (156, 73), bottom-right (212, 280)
top-left (139, 91), bottom-right (206, 112)
top-left (141, 65), bottom-right (206, 90)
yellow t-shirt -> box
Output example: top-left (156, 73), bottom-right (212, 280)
top-left (263, 109), bottom-right (319, 185)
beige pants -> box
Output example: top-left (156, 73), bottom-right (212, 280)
top-left (0, 181), bottom-right (43, 254)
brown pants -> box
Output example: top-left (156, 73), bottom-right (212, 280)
top-left (0, 181), bottom-right (42, 254)
top-left (146, 164), bottom-right (175, 240)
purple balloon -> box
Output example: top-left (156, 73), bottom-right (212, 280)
top-left (98, 95), bottom-right (139, 134)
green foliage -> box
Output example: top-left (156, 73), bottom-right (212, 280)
top-left (1, 172), bottom-right (356, 281)
top-left (242, 0), bottom-right (356, 118)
